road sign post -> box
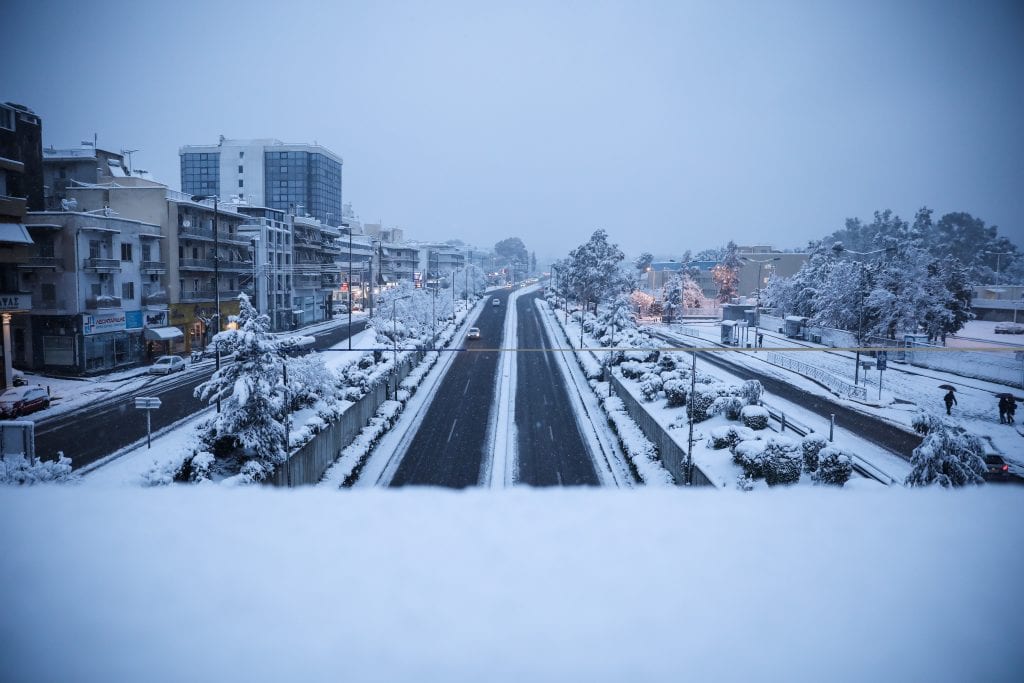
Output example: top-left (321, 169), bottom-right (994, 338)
top-left (134, 397), bottom-right (162, 448)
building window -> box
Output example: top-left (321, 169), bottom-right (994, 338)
top-left (41, 283), bottom-right (56, 304)
top-left (0, 107), bottom-right (12, 131)
top-left (238, 165), bottom-right (244, 173)
top-left (120, 243), bottom-right (133, 261)
top-left (122, 282), bottom-right (135, 300)
top-left (239, 151), bottom-right (244, 159)
top-left (238, 179), bottom-right (244, 187)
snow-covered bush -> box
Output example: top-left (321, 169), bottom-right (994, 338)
top-left (906, 412), bottom-right (986, 487)
top-left (1, 453), bottom-right (75, 486)
top-left (813, 447), bottom-right (854, 486)
top-left (602, 395), bottom-right (674, 485)
top-left (740, 405), bottom-right (769, 430)
top-left (719, 396), bottom-right (744, 420)
top-left (741, 379), bottom-right (764, 406)
top-left (620, 361), bottom-right (647, 380)
top-left (688, 384), bottom-right (721, 423)
top-left (709, 425), bottom-right (756, 450)
top-left (762, 438), bottom-right (802, 486)
top-left (638, 372), bottom-right (663, 402)
top-left (658, 353), bottom-right (682, 372)
top-left (732, 439), bottom-right (767, 478)
top-left (801, 434), bottom-right (829, 473)
top-left (284, 353), bottom-right (335, 411)
top-left (663, 379), bottom-right (688, 407)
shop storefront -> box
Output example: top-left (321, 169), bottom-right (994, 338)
top-left (170, 300), bottom-right (240, 353)
top-left (82, 311), bottom-right (143, 373)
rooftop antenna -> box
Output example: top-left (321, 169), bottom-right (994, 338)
top-left (121, 149), bottom-right (139, 174)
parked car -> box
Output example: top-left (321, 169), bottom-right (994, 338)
top-left (0, 385), bottom-right (51, 418)
top-left (148, 355), bottom-right (186, 375)
top-left (983, 454), bottom-right (1010, 481)
top-left (994, 322), bottom-right (1024, 334)
top-left (492, 298), bottom-right (501, 306)
top-left (467, 327), bottom-right (481, 340)
top-left (351, 303), bottom-right (364, 312)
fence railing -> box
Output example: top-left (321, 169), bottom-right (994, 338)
top-left (765, 352), bottom-right (867, 401)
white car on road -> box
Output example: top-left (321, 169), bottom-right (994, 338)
top-left (147, 355), bottom-right (186, 375)
top-left (492, 298), bottom-right (500, 306)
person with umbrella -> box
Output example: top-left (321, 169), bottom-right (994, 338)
top-left (1007, 396), bottom-right (1017, 425)
top-left (999, 395), bottom-right (1009, 424)
top-left (940, 385), bottom-right (957, 415)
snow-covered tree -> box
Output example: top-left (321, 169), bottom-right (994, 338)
top-left (371, 280), bottom-right (439, 344)
top-left (633, 252), bottom-right (654, 274)
top-left (566, 229), bottom-right (628, 312)
top-left (905, 412), bottom-right (987, 487)
top-left (711, 241), bottom-right (741, 302)
top-left (193, 293), bottom-right (288, 481)
top-left (630, 290), bottom-right (654, 317)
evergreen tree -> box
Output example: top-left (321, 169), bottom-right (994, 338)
top-left (566, 229), bottom-right (627, 312)
top-left (193, 293), bottom-right (288, 481)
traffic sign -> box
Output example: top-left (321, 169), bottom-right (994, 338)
top-left (134, 397), bottom-right (162, 410)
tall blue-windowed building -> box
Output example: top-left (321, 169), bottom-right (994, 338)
top-left (179, 138), bottom-right (343, 226)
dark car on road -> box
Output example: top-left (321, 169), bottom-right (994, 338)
top-left (0, 385), bottom-right (51, 418)
top-left (983, 454), bottom-right (1010, 481)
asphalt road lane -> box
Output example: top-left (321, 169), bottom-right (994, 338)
top-left (516, 293), bottom-right (599, 486)
top-left (390, 291), bottom-right (510, 487)
top-left (34, 319), bottom-right (368, 469)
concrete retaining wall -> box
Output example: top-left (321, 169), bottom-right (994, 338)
top-left (268, 351), bottom-right (423, 487)
top-left (608, 372), bottom-right (713, 487)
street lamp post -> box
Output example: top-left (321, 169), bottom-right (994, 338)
top-left (391, 294), bottom-right (411, 397)
top-left (251, 236), bottom-right (259, 313)
top-left (192, 194), bottom-right (221, 413)
top-left (839, 246), bottom-right (894, 384)
top-left (985, 250), bottom-right (1011, 285)
top-left (739, 256), bottom-right (780, 349)
top-left (347, 223), bottom-right (353, 350)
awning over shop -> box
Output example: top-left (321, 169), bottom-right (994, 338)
top-left (144, 326), bottom-right (184, 341)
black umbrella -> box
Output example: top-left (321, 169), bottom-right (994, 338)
top-left (938, 384), bottom-right (957, 391)
top-left (996, 393), bottom-right (1017, 400)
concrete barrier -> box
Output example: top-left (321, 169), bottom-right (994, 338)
top-left (268, 351), bottom-right (423, 487)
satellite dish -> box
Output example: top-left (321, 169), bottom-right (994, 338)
top-left (182, 219), bottom-right (192, 228)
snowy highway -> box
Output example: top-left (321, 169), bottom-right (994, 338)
top-left (388, 290), bottom-right (511, 486)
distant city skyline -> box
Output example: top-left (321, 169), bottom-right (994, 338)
top-left (6, 0), bottom-right (1023, 260)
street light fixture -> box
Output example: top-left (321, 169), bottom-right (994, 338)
top-left (739, 256), bottom-right (780, 348)
top-left (836, 245), bottom-right (894, 384)
top-left (192, 193), bottom-right (222, 412)
top-left (390, 294), bottom-right (412, 397)
top-left (985, 250), bottom-right (1012, 285)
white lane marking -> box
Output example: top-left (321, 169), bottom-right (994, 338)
top-left (549, 425), bottom-right (554, 442)
top-left (464, 378), bottom-right (471, 395)
top-left (447, 419), bottom-right (458, 444)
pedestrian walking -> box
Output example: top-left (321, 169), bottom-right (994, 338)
top-left (757, 333), bottom-right (764, 348)
top-left (999, 396), bottom-right (1008, 424)
top-left (944, 389), bottom-right (957, 415)
top-left (1008, 398), bottom-right (1017, 425)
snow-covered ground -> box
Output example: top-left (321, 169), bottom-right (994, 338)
top-left (948, 319), bottom-right (1024, 346)
top-left (1, 486), bottom-right (1021, 682)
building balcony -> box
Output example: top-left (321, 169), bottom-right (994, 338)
top-left (178, 225), bottom-right (254, 246)
top-left (82, 258), bottom-right (121, 272)
top-left (142, 290), bottom-right (169, 306)
top-left (178, 288), bottom-right (248, 303)
top-left (19, 256), bottom-right (60, 269)
top-left (140, 260), bottom-right (167, 274)
top-left (0, 195), bottom-right (27, 217)
top-left (85, 295), bottom-right (122, 310)
top-left (179, 258), bottom-right (215, 271)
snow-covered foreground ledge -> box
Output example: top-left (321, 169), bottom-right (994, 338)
top-left (2, 488), bottom-right (1022, 682)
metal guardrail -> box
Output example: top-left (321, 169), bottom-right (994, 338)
top-left (761, 402), bottom-right (898, 486)
top-left (765, 351), bottom-right (867, 401)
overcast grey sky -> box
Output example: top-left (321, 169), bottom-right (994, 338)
top-left (7, 0), bottom-right (1023, 260)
